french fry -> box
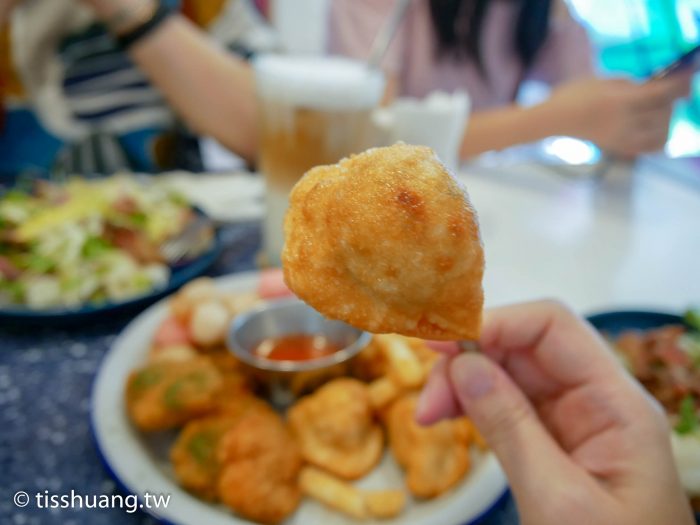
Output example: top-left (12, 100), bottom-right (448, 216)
top-left (363, 489), bottom-right (406, 518)
top-left (376, 335), bottom-right (425, 388)
top-left (299, 467), bottom-right (367, 519)
top-left (300, 466), bottom-right (408, 520)
top-left (368, 376), bottom-right (401, 409)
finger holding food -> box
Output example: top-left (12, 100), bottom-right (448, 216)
top-left (283, 143), bottom-right (484, 340)
top-left (288, 378), bottom-right (383, 479)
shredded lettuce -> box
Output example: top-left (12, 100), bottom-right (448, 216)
top-left (24, 252), bottom-right (55, 273)
top-left (81, 237), bottom-right (111, 259)
top-left (0, 280), bottom-right (24, 302)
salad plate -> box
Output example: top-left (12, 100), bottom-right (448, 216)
top-left (0, 227), bottom-right (221, 326)
top-left (0, 177), bottom-right (222, 326)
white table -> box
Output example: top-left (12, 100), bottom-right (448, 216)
top-left (459, 159), bottom-right (700, 315)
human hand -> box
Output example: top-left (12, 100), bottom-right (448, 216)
top-left (548, 74), bottom-right (691, 157)
top-left (416, 301), bottom-right (694, 525)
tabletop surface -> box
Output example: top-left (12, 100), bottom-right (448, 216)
top-left (2, 158), bottom-right (698, 525)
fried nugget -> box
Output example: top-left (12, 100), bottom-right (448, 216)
top-left (125, 357), bottom-right (223, 431)
top-left (283, 143), bottom-right (484, 341)
top-left (170, 393), bottom-right (269, 501)
top-left (288, 378), bottom-right (383, 480)
top-left (170, 414), bottom-right (241, 501)
top-left (387, 395), bottom-right (471, 499)
top-left (217, 409), bottom-right (302, 525)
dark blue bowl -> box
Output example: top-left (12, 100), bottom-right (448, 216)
top-left (586, 309), bottom-right (686, 336)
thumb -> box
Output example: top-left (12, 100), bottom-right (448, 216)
top-left (449, 353), bottom-right (574, 494)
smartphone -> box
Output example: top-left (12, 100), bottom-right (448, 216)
top-left (651, 44), bottom-right (700, 80)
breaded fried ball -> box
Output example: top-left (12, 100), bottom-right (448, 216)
top-left (217, 410), bottom-right (302, 524)
top-left (288, 378), bottom-right (383, 480)
top-left (282, 143), bottom-right (483, 341)
top-left (170, 394), bottom-right (270, 501)
top-left (387, 394), bottom-right (471, 499)
top-left (125, 357), bottom-right (223, 431)
top-left (170, 414), bottom-right (242, 501)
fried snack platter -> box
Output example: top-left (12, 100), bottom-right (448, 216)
top-left (92, 271), bottom-right (507, 525)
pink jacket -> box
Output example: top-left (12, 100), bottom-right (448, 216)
top-left (328, 0), bottom-right (595, 109)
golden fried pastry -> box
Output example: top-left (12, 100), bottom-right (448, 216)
top-left (283, 143), bottom-right (484, 341)
top-left (217, 409), bottom-right (302, 525)
top-left (288, 378), bottom-right (383, 480)
top-left (125, 357), bottom-right (223, 431)
top-left (387, 394), bottom-right (471, 498)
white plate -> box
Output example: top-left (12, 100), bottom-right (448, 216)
top-left (91, 271), bottom-right (508, 525)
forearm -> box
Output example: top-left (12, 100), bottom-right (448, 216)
top-left (459, 102), bottom-right (565, 159)
top-left (88, 0), bottom-right (258, 163)
top-left (129, 15), bottom-right (258, 163)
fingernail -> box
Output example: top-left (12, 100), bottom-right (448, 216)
top-left (450, 353), bottom-right (494, 399)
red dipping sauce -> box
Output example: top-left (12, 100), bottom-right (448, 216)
top-left (253, 334), bottom-right (341, 361)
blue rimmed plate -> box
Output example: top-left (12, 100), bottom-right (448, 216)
top-left (90, 271), bottom-right (508, 525)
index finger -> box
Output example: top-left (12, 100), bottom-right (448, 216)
top-left (479, 300), bottom-right (621, 400)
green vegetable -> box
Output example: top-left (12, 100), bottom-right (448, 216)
top-left (0, 280), bottom-right (24, 301)
top-left (1, 189), bottom-right (30, 203)
top-left (675, 395), bottom-right (700, 435)
top-left (24, 253), bottom-right (55, 273)
top-left (128, 212), bottom-right (147, 227)
top-left (168, 192), bottom-right (188, 206)
top-left (188, 432), bottom-right (216, 465)
top-left (164, 371), bottom-right (209, 410)
top-left (130, 368), bottom-right (164, 392)
top-left (60, 276), bottom-right (82, 293)
top-left (680, 333), bottom-right (700, 368)
top-left (684, 309), bottom-right (700, 333)
top-left (82, 237), bottom-right (112, 259)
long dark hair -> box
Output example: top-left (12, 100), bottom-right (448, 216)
top-left (428, 0), bottom-right (552, 76)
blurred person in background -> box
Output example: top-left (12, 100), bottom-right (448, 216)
top-left (0, 0), bottom-right (276, 182)
top-left (328, 0), bottom-right (692, 160)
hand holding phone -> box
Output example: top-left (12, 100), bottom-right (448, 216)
top-left (651, 44), bottom-right (700, 80)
